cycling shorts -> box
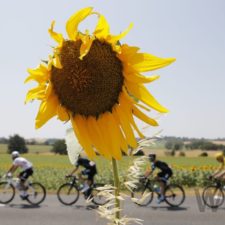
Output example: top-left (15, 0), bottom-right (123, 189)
top-left (81, 169), bottom-right (97, 181)
top-left (19, 168), bottom-right (33, 181)
top-left (157, 169), bottom-right (173, 183)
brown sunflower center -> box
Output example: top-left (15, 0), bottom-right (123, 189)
top-left (51, 39), bottom-right (124, 117)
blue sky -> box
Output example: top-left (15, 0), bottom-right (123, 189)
top-left (0, 0), bottom-right (225, 139)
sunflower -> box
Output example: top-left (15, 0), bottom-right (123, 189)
top-left (25, 7), bottom-right (175, 160)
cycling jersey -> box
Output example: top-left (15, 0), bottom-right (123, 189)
top-left (13, 157), bottom-right (33, 181)
top-left (13, 157), bottom-right (33, 171)
top-left (75, 158), bottom-right (97, 181)
top-left (151, 160), bottom-right (173, 182)
top-left (151, 160), bottom-right (171, 172)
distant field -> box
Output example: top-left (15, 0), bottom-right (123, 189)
top-left (0, 152), bottom-right (220, 191)
top-left (141, 147), bottom-right (221, 158)
top-left (1, 139), bottom-right (222, 190)
top-left (0, 144), bottom-right (52, 154)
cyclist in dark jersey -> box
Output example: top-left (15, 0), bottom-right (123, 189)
top-left (144, 153), bottom-right (173, 203)
top-left (67, 155), bottom-right (97, 195)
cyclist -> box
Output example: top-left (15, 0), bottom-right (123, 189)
top-left (67, 155), bottom-right (97, 197)
top-left (144, 153), bottom-right (173, 203)
top-left (211, 152), bottom-right (225, 181)
top-left (6, 151), bottom-right (33, 199)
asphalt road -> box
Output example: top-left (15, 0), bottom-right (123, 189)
top-left (0, 194), bottom-right (224, 225)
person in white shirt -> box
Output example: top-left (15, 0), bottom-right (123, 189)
top-left (6, 151), bottom-right (33, 199)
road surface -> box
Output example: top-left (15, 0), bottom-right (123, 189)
top-left (0, 194), bottom-right (224, 225)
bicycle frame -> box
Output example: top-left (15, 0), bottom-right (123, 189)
top-left (66, 175), bottom-right (96, 191)
top-left (2, 176), bottom-right (19, 189)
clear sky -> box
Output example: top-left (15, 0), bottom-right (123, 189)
top-left (0, 0), bottom-right (225, 139)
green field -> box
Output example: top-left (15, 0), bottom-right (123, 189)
top-left (0, 152), bottom-right (220, 191)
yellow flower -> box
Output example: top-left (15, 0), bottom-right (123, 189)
top-left (25, 7), bottom-right (175, 160)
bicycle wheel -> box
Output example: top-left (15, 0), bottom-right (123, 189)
top-left (202, 185), bottom-right (224, 208)
top-left (0, 182), bottom-right (15, 204)
top-left (26, 182), bottom-right (46, 205)
top-left (131, 185), bottom-right (153, 206)
top-left (91, 184), bottom-right (110, 206)
top-left (164, 184), bottom-right (185, 207)
top-left (57, 183), bottom-right (79, 205)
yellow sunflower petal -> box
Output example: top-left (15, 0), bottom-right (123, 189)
top-left (57, 104), bottom-right (70, 121)
top-left (124, 72), bottom-right (160, 84)
top-left (120, 44), bottom-right (175, 72)
top-left (86, 117), bottom-right (111, 159)
top-left (25, 65), bottom-right (49, 84)
top-left (119, 95), bottom-right (145, 139)
top-left (132, 105), bottom-right (158, 126)
top-left (79, 35), bottom-right (94, 60)
top-left (132, 54), bottom-right (176, 72)
top-left (52, 55), bottom-right (62, 69)
top-left (35, 94), bottom-right (58, 129)
top-left (71, 115), bottom-right (96, 159)
top-left (111, 109), bottom-right (129, 154)
top-left (108, 23), bottom-right (133, 43)
top-left (98, 113), bottom-right (122, 160)
top-left (66, 7), bottom-right (93, 41)
top-left (105, 113), bottom-right (122, 160)
top-left (125, 81), bottom-right (168, 113)
top-left (114, 101), bottom-right (137, 149)
top-left (48, 21), bottom-right (64, 46)
top-left (25, 85), bottom-right (46, 103)
top-left (94, 14), bottom-right (110, 40)
top-left (120, 44), bottom-right (139, 58)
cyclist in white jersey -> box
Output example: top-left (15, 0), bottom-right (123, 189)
top-left (6, 151), bottom-right (33, 199)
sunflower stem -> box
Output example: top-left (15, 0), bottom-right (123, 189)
top-left (112, 158), bottom-right (121, 223)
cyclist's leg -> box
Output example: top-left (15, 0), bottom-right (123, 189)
top-left (19, 168), bottom-right (33, 197)
top-left (80, 170), bottom-right (91, 193)
top-left (84, 172), bottom-right (96, 198)
top-left (216, 170), bottom-right (225, 182)
top-left (218, 170), bottom-right (225, 181)
top-left (157, 170), bottom-right (172, 203)
top-left (156, 172), bottom-right (166, 196)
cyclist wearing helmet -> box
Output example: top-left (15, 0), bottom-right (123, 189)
top-left (6, 151), bottom-right (33, 199)
top-left (211, 152), bottom-right (225, 181)
top-left (67, 155), bottom-right (97, 197)
top-left (144, 153), bottom-right (173, 203)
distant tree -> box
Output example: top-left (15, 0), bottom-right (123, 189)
top-left (165, 140), bottom-right (183, 151)
top-left (165, 141), bottom-right (173, 150)
top-left (7, 134), bottom-right (28, 154)
top-left (185, 140), bottom-right (225, 151)
top-left (0, 137), bottom-right (8, 144)
top-left (51, 139), bottom-right (67, 155)
top-left (173, 141), bottom-right (184, 151)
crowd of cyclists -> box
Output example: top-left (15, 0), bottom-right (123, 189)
top-left (2, 150), bottom-right (225, 205)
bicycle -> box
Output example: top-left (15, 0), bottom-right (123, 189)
top-left (0, 175), bottom-right (46, 205)
top-left (56, 175), bottom-right (109, 206)
top-left (202, 178), bottom-right (225, 208)
top-left (131, 177), bottom-right (185, 207)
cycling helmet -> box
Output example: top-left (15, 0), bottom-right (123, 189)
top-left (215, 152), bottom-right (224, 160)
top-left (11, 151), bottom-right (20, 159)
top-left (148, 153), bottom-right (156, 161)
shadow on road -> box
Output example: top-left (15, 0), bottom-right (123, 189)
top-left (7, 203), bottom-right (42, 209)
top-left (64, 204), bottom-right (98, 211)
top-left (151, 206), bottom-right (188, 211)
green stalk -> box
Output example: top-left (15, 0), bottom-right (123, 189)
top-left (112, 158), bottom-right (120, 223)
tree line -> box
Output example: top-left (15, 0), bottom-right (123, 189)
top-left (2, 135), bottom-right (225, 156)
top-left (1, 134), bottom-right (67, 155)
top-left (164, 136), bottom-right (225, 151)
